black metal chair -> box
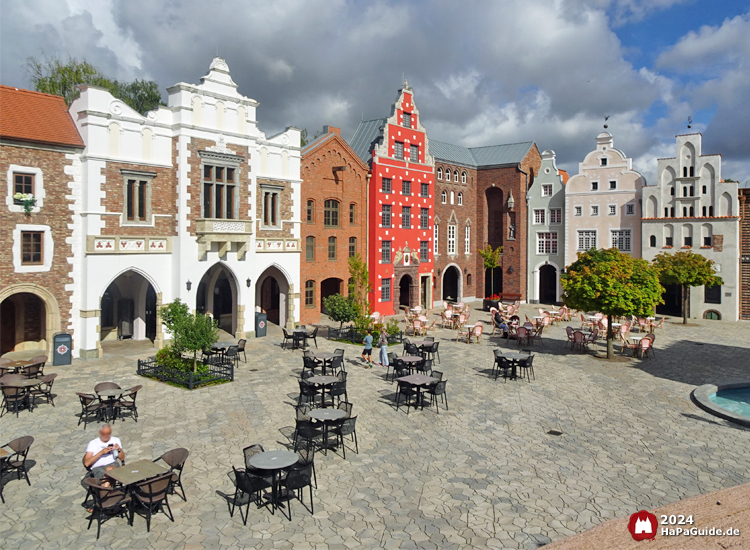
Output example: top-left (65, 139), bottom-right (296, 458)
top-left (237, 339), bottom-right (247, 362)
top-left (2, 436), bottom-right (34, 487)
top-left (76, 392), bottom-right (105, 428)
top-left (231, 466), bottom-right (273, 524)
top-left (331, 416), bottom-right (359, 458)
top-left (517, 354), bottom-right (535, 381)
top-left (279, 463), bottom-right (314, 520)
top-left (296, 403), bottom-right (312, 421)
top-left (404, 342), bottom-right (420, 356)
top-left (130, 473), bottom-right (175, 532)
top-left (386, 352), bottom-right (399, 381)
top-left (329, 355), bottom-right (344, 375)
top-left (83, 478), bottom-right (132, 539)
top-left (427, 341), bottom-right (441, 363)
top-left (298, 380), bottom-right (319, 406)
top-left (243, 444), bottom-right (274, 484)
top-left (416, 359), bottom-right (433, 376)
top-left (224, 346), bottom-right (240, 368)
top-left (430, 370), bottom-right (444, 382)
top-left (295, 439), bottom-right (317, 489)
top-left (307, 327), bottom-right (319, 348)
top-left (337, 401), bottom-right (353, 418)
top-left (336, 371), bottom-right (347, 382)
top-left (426, 381), bottom-right (448, 413)
top-left (292, 331), bottom-right (306, 350)
top-left (294, 419), bottom-right (323, 452)
top-left (281, 328), bottom-right (293, 349)
top-left (1, 385), bottom-right (28, 417)
top-left (395, 381), bottom-right (417, 413)
top-left (114, 385), bottom-right (142, 422)
top-left (327, 381), bottom-right (348, 407)
top-left (154, 448), bottom-right (189, 501)
top-left (302, 356), bottom-right (319, 375)
top-left (29, 373), bottom-right (57, 407)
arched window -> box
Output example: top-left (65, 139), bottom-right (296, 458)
top-left (450, 191), bottom-right (454, 204)
top-left (306, 200), bottom-right (315, 223)
top-left (305, 280), bottom-right (315, 307)
top-left (328, 236), bottom-right (337, 260)
top-left (454, 170), bottom-right (459, 182)
top-left (437, 167), bottom-right (443, 180)
top-left (306, 236), bottom-right (315, 261)
top-left (466, 274), bottom-right (472, 286)
top-left (324, 199), bottom-right (339, 227)
top-left (441, 190), bottom-right (447, 204)
top-left (461, 171), bottom-right (467, 184)
top-left (457, 192), bottom-right (463, 206)
top-left (649, 235), bottom-right (656, 248)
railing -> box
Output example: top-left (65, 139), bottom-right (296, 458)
top-left (137, 355), bottom-right (234, 390)
top-left (326, 326), bottom-right (403, 345)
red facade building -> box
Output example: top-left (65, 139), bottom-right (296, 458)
top-left (349, 82), bottom-right (435, 315)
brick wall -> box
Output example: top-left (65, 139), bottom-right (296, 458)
top-left (740, 189), bottom-right (750, 319)
top-left (300, 128), bottom-right (369, 324)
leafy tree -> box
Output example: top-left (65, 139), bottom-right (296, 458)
top-left (300, 128), bottom-right (324, 147)
top-left (160, 299), bottom-right (219, 373)
top-left (27, 54), bottom-right (163, 114)
top-left (652, 250), bottom-right (723, 324)
top-left (561, 248), bottom-right (663, 359)
top-left (348, 253), bottom-right (372, 317)
top-left (478, 244), bottom-right (503, 296)
top-left (322, 293), bottom-right (358, 329)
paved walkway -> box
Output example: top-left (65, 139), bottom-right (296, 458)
top-left (2, 307), bottom-right (750, 549)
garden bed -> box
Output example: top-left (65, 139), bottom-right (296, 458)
top-left (137, 356), bottom-right (233, 390)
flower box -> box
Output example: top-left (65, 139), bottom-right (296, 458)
top-left (483, 299), bottom-right (500, 311)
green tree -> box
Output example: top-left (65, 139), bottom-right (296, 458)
top-left (348, 253), bottom-right (372, 317)
top-left (27, 54), bottom-right (163, 114)
top-left (322, 293), bottom-right (358, 329)
top-left (160, 299), bottom-right (219, 373)
top-left (299, 128), bottom-right (324, 147)
top-left (561, 248), bottom-right (663, 359)
top-left (652, 250), bottom-right (723, 325)
top-left (478, 244), bottom-right (503, 296)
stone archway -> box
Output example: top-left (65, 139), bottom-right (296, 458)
top-left (100, 270), bottom-right (162, 344)
top-left (442, 265), bottom-right (461, 302)
top-left (0, 284), bottom-right (62, 357)
top-left (256, 265), bottom-right (294, 330)
top-left (197, 263), bottom-right (240, 336)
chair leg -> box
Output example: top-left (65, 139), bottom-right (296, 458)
top-left (353, 431), bottom-right (359, 454)
top-left (230, 487), bottom-right (240, 517)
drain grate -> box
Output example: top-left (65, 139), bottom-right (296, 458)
top-left (547, 430), bottom-right (563, 436)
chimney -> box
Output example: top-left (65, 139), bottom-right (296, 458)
top-left (323, 125), bottom-right (340, 136)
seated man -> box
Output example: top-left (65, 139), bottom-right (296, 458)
top-left (83, 423), bottom-right (125, 483)
top-left (493, 310), bottom-right (510, 338)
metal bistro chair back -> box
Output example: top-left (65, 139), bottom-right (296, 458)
top-left (224, 346), bottom-right (240, 367)
top-left (76, 392), bottom-right (105, 428)
top-left (298, 380), bottom-right (319, 405)
top-left (417, 359), bottom-right (432, 376)
top-left (296, 403), bottom-right (313, 421)
top-left (328, 380), bottom-right (348, 407)
top-left (22, 362), bottom-right (44, 379)
top-left (572, 331), bottom-right (585, 352)
top-left (1, 385), bottom-right (28, 417)
top-left (237, 339), bottom-right (247, 362)
top-left (431, 370), bottom-right (444, 382)
top-left (83, 478), bottom-right (131, 540)
top-left (333, 416), bottom-right (359, 458)
top-left (565, 326), bottom-right (575, 348)
top-left (427, 381), bottom-right (448, 413)
top-left (3, 436), bottom-right (34, 486)
top-left (30, 372), bottom-right (57, 407)
top-left (156, 448), bottom-right (189, 501)
top-left (231, 466), bottom-right (272, 524)
top-left (131, 473), bottom-right (175, 532)
top-left (243, 444), bottom-right (266, 471)
top-left (329, 355), bottom-right (344, 374)
top-left (280, 463), bottom-right (315, 520)
top-left (94, 382), bottom-right (120, 394)
top-left (337, 401), bottom-right (353, 418)
top-left (115, 385), bottom-right (142, 422)
top-left (282, 328), bottom-right (293, 349)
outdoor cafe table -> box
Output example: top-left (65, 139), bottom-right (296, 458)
top-left (95, 383), bottom-right (122, 422)
top-left (410, 339), bottom-right (431, 349)
top-left (0, 447), bottom-right (9, 458)
top-left (0, 378), bottom-right (44, 411)
top-left (308, 351), bottom-right (335, 374)
top-left (2, 360), bottom-right (33, 373)
top-left (628, 335), bottom-right (646, 357)
top-left (400, 355), bottom-right (423, 373)
top-left (248, 450), bottom-right (300, 508)
top-left (106, 459), bottom-right (169, 487)
top-left (498, 352), bottom-right (530, 380)
top-left (397, 374), bottom-right (438, 410)
top-left (308, 408), bottom-right (346, 454)
top-left (306, 375), bottom-right (338, 407)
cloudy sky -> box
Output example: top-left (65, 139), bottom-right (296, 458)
top-left (2, 0), bottom-right (749, 183)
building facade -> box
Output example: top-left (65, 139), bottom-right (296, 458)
top-left (526, 150), bottom-right (568, 304)
top-left (349, 82), bottom-right (435, 316)
top-left (642, 134), bottom-right (740, 321)
top-left (0, 86), bottom-right (85, 357)
top-left (740, 179), bottom-right (750, 320)
top-left (300, 126), bottom-right (369, 324)
top-left (564, 132), bottom-right (644, 268)
top-left (68, 57), bottom-right (301, 358)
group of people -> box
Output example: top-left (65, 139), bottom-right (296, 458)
top-left (360, 329), bottom-right (390, 369)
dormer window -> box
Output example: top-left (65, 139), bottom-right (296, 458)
top-left (600, 158), bottom-right (607, 166)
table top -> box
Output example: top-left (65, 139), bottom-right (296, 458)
top-left (306, 375), bottom-right (338, 385)
top-left (293, 329), bottom-right (308, 333)
top-left (612, 323), bottom-right (622, 327)
top-left (2, 360), bottom-right (32, 368)
top-left (95, 384), bottom-right (121, 397)
top-left (106, 459), bottom-right (168, 486)
top-left (410, 340), bottom-right (431, 347)
top-left (500, 352), bottom-right (531, 360)
top-left (398, 374), bottom-right (438, 386)
top-left (248, 450), bottom-right (299, 471)
top-left (1, 378), bottom-right (43, 388)
top-left (0, 448), bottom-right (9, 458)
top-left (630, 336), bottom-right (645, 341)
top-left (400, 355), bottom-right (423, 363)
top-left (212, 341), bottom-right (235, 349)
top-left (533, 316), bottom-right (544, 319)
top-left (308, 408), bottom-right (346, 421)
top-left (309, 351), bottom-right (334, 360)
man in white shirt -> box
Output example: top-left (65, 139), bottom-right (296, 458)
top-left (83, 424), bottom-right (125, 480)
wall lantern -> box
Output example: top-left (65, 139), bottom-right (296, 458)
top-left (437, 268), bottom-right (442, 276)
top-left (508, 266), bottom-right (515, 274)
top-left (507, 190), bottom-right (515, 210)
top-left (186, 280), bottom-right (192, 291)
top-left (246, 278), bottom-right (252, 288)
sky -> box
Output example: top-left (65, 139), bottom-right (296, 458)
top-left (1, 0), bottom-right (749, 184)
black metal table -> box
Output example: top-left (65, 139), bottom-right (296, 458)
top-left (248, 450), bottom-right (299, 510)
top-left (308, 408), bottom-right (346, 455)
top-left (397, 373), bottom-right (438, 410)
top-left (306, 375), bottom-right (338, 407)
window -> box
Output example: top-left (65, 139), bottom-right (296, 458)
top-left (665, 207), bottom-right (670, 217)
top-left (382, 178), bottom-right (392, 193)
top-left (541, 184), bottom-right (552, 197)
top-left (670, 207), bottom-right (675, 217)
top-left (447, 224), bottom-right (456, 254)
top-left (467, 274), bottom-right (472, 286)
top-left (650, 235), bottom-right (656, 247)
top-left (704, 236), bottom-right (712, 247)
top-left (410, 144), bottom-right (418, 162)
top-left (665, 236), bottom-right (673, 247)
top-left (670, 187), bottom-right (675, 196)
top-left (402, 180), bottom-right (411, 195)
top-left (461, 172), bottom-right (467, 184)
top-left (709, 206), bottom-right (714, 217)
top-left (401, 206), bottom-right (411, 229)
top-left (420, 183), bottom-right (429, 197)
top-left (306, 236), bottom-right (315, 261)
top-left (549, 208), bottom-right (562, 224)
top-left (420, 208), bottom-right (429, 229)
top-left (21, 231), bottom-right (43, 265)
top-left (705, 285), bottom-right (721, 304)
top-left (305, 280), bottom-right (315, 307)
top-left (441, 190), bottom-right (447, 204)
top-left (306, 200), bottom-right (315, 223)
top-left (574, 206), bottom-right (582, 216)
top-left (434, 224), bottom-right (439, 254)
top-left (702, 206), bottom-right (707, 216)
top-left (608, 205), bottom-right (616, 216)
top-left (394, 141), bottom-right (404, 159)
top-left (689, 186), bottom-right (694, 197)
top-left (533, 209), bottom-right (545, 225)
top-left (126, 178), bottom-right (149, 222)
top-left (348, 237), bottom-right (357, 257)
top-left (626, 204), bottom-right (635, 215)
top-left (457, 192), bottom-right (463, 206)
top-left (349, 203), bottom-right (356, 225)
top-left (454, 171), bottom-right (459, 182)
top-left (382, 240), bottom-right (392, 263)
top-left (683, 187), bottom-right (688, 197)
top-left (537, 231), bottom-right (558, 254)
top-left (591, 205), bottom-right (599, 216)
top-left (689, 206), bottom-right (695, 217)
top-left (684, 236), bottom-right (692, 247)
top-left (437, 168), bottom-right (443, 180)
top-left (611, 229), bottom-right (631, 251)
top-left (577, 230), bottom-right (596, 250)
top-left (702, 185), bottom-right (707, 194)
top-left (381, 278), bottom-right (391, 301)
top-left (403, 112), bottom-right (411, 128)
top-left (382, 205), bottom-right (392, 228)
top-left (328, 236), bottom-right (337, 260)
top-left (683, 207), bottom-right (688, 217)
top-left (202, 164), bottom-right (236, 220)
top-left (13, 172), bottom-right (34, 195)
top-left (609, 180), bottom-right (617, 190)
top-left (261, 187), bottom-right (280, 227)
top-left (450, 191), bottom-right (454, 204)
top-left (591, 181), bottom-right (599, 191)
top-left (600, 158), bottom-right (607, 166)
top-left (464, 225), bottom-right (471, 254)
top-left (324, 200), bottom-right (340, 227)
top-left (420, 241), bottom-right (428, 262)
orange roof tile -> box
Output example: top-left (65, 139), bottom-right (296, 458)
top-left (0, 85), bottom-right (84, 148)
top-left (559, 169), bottom-right (570, 184)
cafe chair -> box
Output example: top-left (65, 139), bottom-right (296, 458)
top-left (307, 327), bottom-right (319, 348)
top-left (2, 436), bottom-right (34, 486)
top-left (426, 381), bottom-right (449, 413)
top-left (294, 420), bottom-right (323, 452)
top-left (395, 380), bottom-right (417, 413)
top-left (154, 448), bottom-right (189, 501)
top-left (331, 416), bottom-right (359, 458)
top-left (1, 386), bottom-right (28, 417)
top-left (295, 439), bottom-right (318, 489)
top-left (83, 478), bottom-right (132, 539)
top-left (30, 373), bottom-right (57, 407)
top-left (237, 339), bottom-right (247, 362)
top-left (22, 362), bottom-right (44, 379)
top-left (131, 473), bottom-right (174, 532)
top-left (279, 463), bottom-right (315, 520)
top-left (224, 346), bottom-right (240, 369)
top-left (76, 392), bottom-right (105, 428)
top-left (281, 328), bottom-right (293, 350)
top-left (231, 466), bottom-right (273, 524)
top-left (517, 355), bottom-right (535, 381)
top-left (114, 385), bottom-right (142, 423)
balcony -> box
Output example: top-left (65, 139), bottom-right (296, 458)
top-left (195, 218), bottom-right (252, 260)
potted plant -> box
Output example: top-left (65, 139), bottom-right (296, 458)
top-left (479, 244), bottom-right (502, 309)
top-left (483, 293), bottom-right (501, 311)
top-left (13, 192), bottom-right (36, 215)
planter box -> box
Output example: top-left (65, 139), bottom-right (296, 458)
top-left (483, 299), bottom-right (500, 311)
top-left (137, 356), bottom-right (233, 389)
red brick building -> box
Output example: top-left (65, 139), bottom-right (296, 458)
top-left (0, 86), bottom-right (84, 356)
top-left (740, 180), bottom-right (750, 320)
top-left (300, 126), bottom-right (369, 324)
top-left (349, 82), bottom-right (435, 315)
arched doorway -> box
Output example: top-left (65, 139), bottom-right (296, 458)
top-left (485, 187), bottom-right (504, 248)
top-left (1, 293), bottom-right (45, 355)
top-left (442, 266), bottom-right (460, 302)
top-left (320, 278), bottom-right (342, 314)
top-left (197, 263), bottom-right (238, 335)
top-left (539, 264), bottom-right (557, 304)
top-left (657, 284), bottom-right (683, 317)
top-left (100, 270), bottom-right (159, 342)
top-left (399, 274), bottom-right (413, 308)
top-left (260, 277), bottom-right (280, 325)
top-left (256, 265), bottom-right (292, 329)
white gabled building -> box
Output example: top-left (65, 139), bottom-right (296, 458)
top-left (641, 133), bottom-right (740, 321)
top-left (70, 57), bottom-right (301, 358)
